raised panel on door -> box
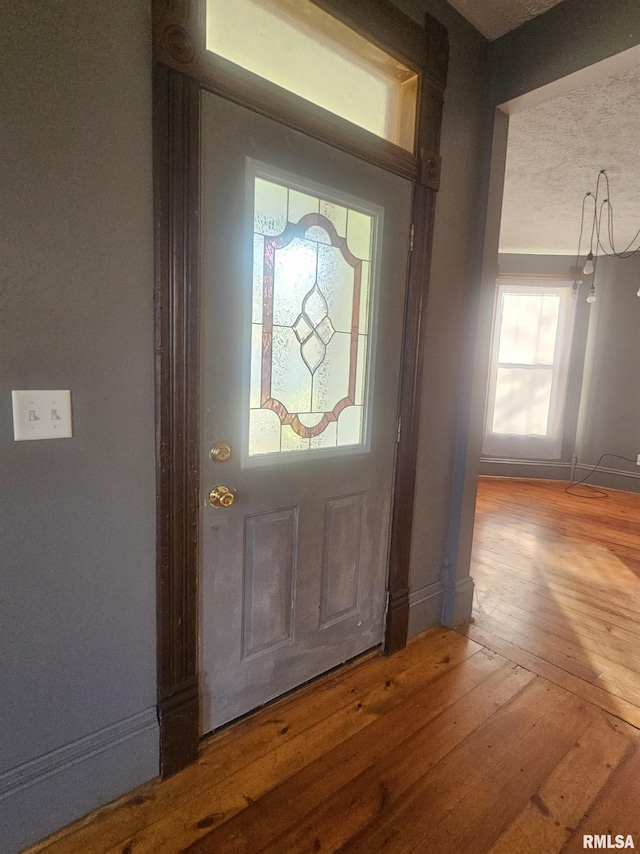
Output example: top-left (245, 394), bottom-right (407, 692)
top-left (320, 493), bottom-right (365, 627)
top-left (199, 90), bottom-right (412, 733)
top-left (242, 507), bottom-right (297, 658)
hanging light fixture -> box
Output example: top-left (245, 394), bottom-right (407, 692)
top-left (583, 252), bottom-right (595, 276)
top-left (574, 169), bottom-right (640, 304)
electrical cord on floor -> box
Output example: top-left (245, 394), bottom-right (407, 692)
top-left (565, 453), bottom-right (638, 498)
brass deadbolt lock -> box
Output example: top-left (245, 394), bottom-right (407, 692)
top-left (210, 442), bottom-right (232, 462)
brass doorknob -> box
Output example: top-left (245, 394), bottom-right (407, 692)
top-left (209, 485), bottom-right (237, 508)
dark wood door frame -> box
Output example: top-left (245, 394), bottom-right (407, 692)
top-left (153, 0), bottom-right (448, 777)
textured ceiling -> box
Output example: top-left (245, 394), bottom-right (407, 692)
top-left (499, 63), bottom-right (640, 255)
top-left (445, 1), bottom-right (640, 255)
top-left (447, 0), bottom-right (566, 40)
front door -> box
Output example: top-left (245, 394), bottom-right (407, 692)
top-left (199, 90), bottom-right (412, 733)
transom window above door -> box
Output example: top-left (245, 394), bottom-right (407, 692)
top-left (205, 0), bottom-right (419, 151)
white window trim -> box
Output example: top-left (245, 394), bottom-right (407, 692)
top-left (483, 277), bottom-right (577, 461)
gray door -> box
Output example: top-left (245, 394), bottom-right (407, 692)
top-left (199, 90), bottom-right (412, 733)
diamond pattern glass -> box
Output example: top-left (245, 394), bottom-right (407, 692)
top-left (248, 173), bottom-right (375, 457)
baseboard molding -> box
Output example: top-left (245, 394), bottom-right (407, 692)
top-left (480, 458), bottom-right (571, 481)
top-left (574, 463), bottom-right (640, 485)
top-left (480, 456), bottom-right (569, 468)
top-left (479, 458), bottom-right (640, 491)
top-left (407, 581), bottom-right (445, 639)
top-left (440, 559), bottom-right (475, 628)
top-left (0, 708), bottom-right (158, 853)
top-left (385, 585), bottom-right (410, 655)
top-left (443, 576), bottom-right (475, 627)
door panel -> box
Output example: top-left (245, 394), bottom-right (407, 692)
top-left (320, 493), bottom-right (365, 626)
top-left (242, 507), bottom-right (297, 657)
top-left (199, 90), bottom-right (412, 733)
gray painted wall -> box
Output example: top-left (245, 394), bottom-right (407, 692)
top-left (14, 0), bottom-right (635, 848)
top-left (487, 0), bottom-right (640, 107)
top-left (391, 0), bottom-right (488, 632)
top-left (0, 2), bottom-right (158, 851)
top-left (8, 0), bottom-right (639, 847)
top-left (575, 254), bottom-right (640, 491)
top-left (1, 0), bottom-right (490, 849)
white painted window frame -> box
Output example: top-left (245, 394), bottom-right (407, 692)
top-left (483, 277), bottom-right (577, 461)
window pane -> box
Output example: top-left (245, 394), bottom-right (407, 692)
top-left (484, 279), bottom-right (577, 460)
top-left (249, 173), bottom-right (377, 458)
top-left (206, 0), bottom-right (417, 150)
top-left (492, 367), bottom-right (552, 435)
top-left (498, 293), bottom-right (560, 365)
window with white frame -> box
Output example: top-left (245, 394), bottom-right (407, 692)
top-left (483, 278), bottom-right (577, 460)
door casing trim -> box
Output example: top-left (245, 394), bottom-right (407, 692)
top-left (153, 0), bottom-right (448, 777)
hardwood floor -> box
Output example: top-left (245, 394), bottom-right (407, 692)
top-left (26, 477), bottom-right (640, 853)
top-left (465, 477), bottom-right (640, 720)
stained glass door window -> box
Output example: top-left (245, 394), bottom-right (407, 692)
top-left (247, 167), bottom-right (379, 458)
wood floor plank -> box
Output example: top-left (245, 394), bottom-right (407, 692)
top-left (561, 738), bottom-right (640, 852)
top-left (257, 659), bottom-right (534, 854)
top-left (340, 680), bottom-right (584, 853)
top-left (92, 631), bottom-right (480, 854)
top-left (469, 610), bottom-right (603, 683)
top-left (471, 478), bottom-right (640, 720)
top-left (474, 551), bottom-right (640, 617)
top-left (475, 586), bottom-right (640, 664)
top-left (189, 651), bottom-right (522, 854)
top-left (472, 600), bottom-right (640, 704)
top-left (35, 629), bottom-right (471, 854)
top-left (460, 623), bottom-right (640, 728)
top-left (488, 713), bottom-right (634, 853)
top-left (24, 478), bottom-right (640, 854)
top-left (405, 702), bottom-right (608, 854)
top-left (101, 633), bottom-right (482, 854)
top-left (473, 562), bottom-right (640, 634)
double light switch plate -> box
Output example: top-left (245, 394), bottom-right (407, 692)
top-left (12, 390), bottom-right (73, 440)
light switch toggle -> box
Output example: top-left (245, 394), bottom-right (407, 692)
top-left (12, 390), bottom-right (73, 441)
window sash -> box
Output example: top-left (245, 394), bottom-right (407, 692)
top-left (483, 279), bottom-right (576, 460)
